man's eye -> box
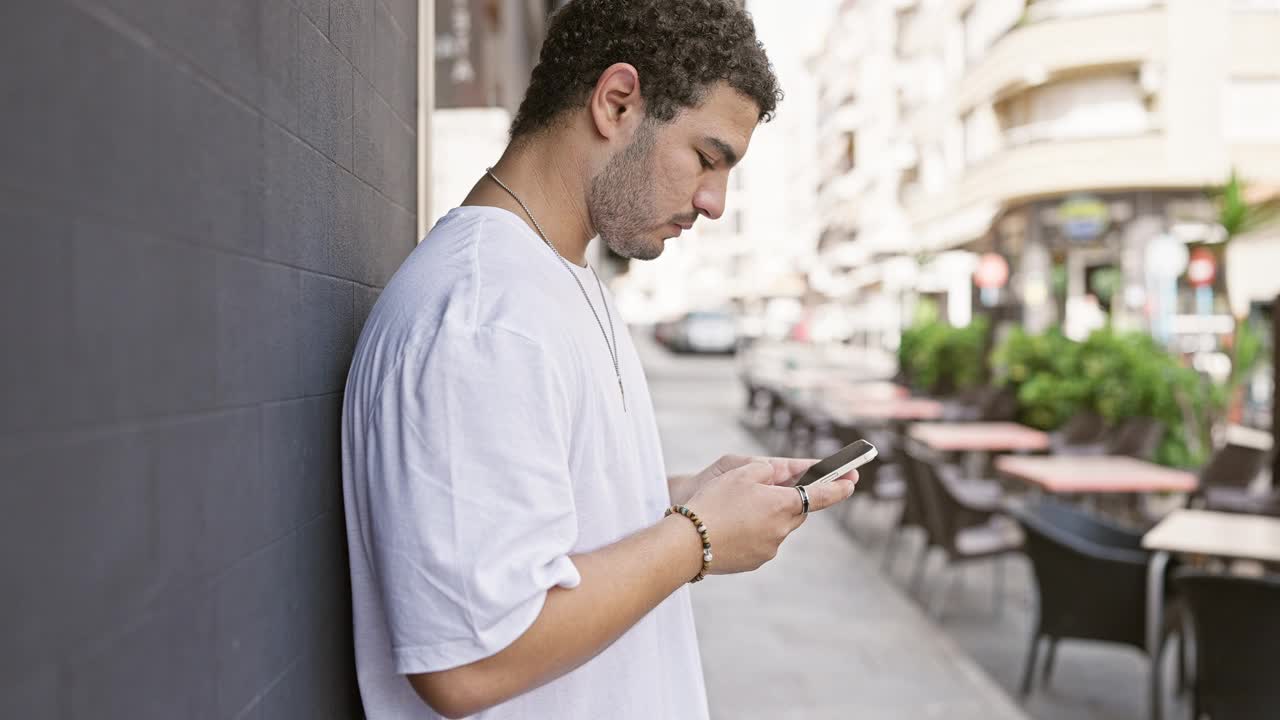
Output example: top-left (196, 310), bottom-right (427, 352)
top-left (697, 153), bottom-right (714, 170)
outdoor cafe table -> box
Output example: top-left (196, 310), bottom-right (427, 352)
top-left (995, 455), bottom-right (1198, 495)
top-left (821, 396), bottom-right (944, 425)
top-left (909, 422), bottom-right (1051, 453)
top-left (1141, 510), bottom-right (1280, 720)
top-left (825, 380), bottom-right (910, 402)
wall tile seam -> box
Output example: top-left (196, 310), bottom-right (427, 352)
top-left (301, 9), bottom-right (356, 84)
top-left (0, 176), bottom-right (402, 291)
top-left (53, 581), bottom-right (208, 678)
top-left (355, 63), bottom-right (418, 139)
top-left (0, 180), bottom-right (397, 293)
top-left (68, 1), bottom-right (303, 135)
top-left (293, 0), bottom-right (304, 139)
top-left (371, 0), bottom-right (412, 103)
top-left (206, 510), bottom-right (338, 592)
top-left (230, 653), bottom-right (306, 720)
top-left (69, 0), bottom-right (166, 59)
top-left (67, 0), bottom-right (397, 187)
top-left (0, 4), bottom-right (413, 224)
top-left (375, 0), bottom-right (412, 39)
top-left (329, 0), bottom-right (375, 74)
top-left (0, 391), bottom-right (344, 458)
top-left (56, 511), bottom-right (340, 678)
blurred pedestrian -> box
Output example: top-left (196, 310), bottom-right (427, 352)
top-left (341, 1), bottom-right (857, 718)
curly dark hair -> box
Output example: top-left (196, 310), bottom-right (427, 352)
top-left (510, 0), bottom-right (782, 139)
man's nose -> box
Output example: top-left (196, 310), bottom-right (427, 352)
top-left (692, 186), bottom-right (725, 221)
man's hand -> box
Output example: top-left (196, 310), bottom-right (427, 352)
top-left (684, 461), bottom-right (857, 574)
top-left (670, 453), bottom-right (858, 505)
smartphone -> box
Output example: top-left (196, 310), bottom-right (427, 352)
top-left (794, 440), bottom-right (878, 487)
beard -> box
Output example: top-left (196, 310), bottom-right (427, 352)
top-left (587, 120), bottom-right (663, 261)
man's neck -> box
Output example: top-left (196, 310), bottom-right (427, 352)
top-left (461, 135), bottom-right (596, 267)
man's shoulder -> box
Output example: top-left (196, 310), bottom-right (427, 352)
top-left (372, 207), bottom-right (568, 347)
top-left (417, 205), bottom-right (560, 285)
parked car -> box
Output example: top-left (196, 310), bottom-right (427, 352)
top-left (656, 311), bottom-right (739, 354)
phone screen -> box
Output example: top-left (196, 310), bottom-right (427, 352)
top-left (794, 440), bottom-right (877, 487)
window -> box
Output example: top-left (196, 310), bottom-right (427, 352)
top-left (961, 7), bottom-right (981, 65)
top-left (896, 7), bottom-right (919, 56)
top-left (899, 164), bottom-right (921, 206)
top-left (944, 120), bottom-right (965, 178)
top-left (842, 131), bottom-right (858, 172)
top-left (996, 71), bottom-right (1150, 145)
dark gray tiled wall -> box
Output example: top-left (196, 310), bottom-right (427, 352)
top-left (1, 0), bottom-right (416, 716)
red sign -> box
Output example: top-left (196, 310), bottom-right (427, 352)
top-left (1187, 248), bottom-right (1216, 287)
top-left (974, 253), bottom-right (1010, 289)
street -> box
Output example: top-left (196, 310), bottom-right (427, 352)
top-left (638, 332), bottom-right (1028, 720)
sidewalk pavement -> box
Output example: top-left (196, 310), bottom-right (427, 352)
top-left (640, 335), bottom-right (1027, 720)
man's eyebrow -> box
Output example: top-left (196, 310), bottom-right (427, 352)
top-left (704, 137), bottom-right (740, 167)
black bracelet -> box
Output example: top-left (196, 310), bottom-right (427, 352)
top-left (665, 505), bottom-right (712, 583)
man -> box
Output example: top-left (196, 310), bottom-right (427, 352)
top-left (341, 1), bottom-right (858, 717)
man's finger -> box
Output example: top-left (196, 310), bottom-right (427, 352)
top-left (714, 454), bottom-right (752, 474)
top-left (796, 474), bottom-right (858, 514)
top-left (734, 460), bottom-right (775, 483)
top-left (761, 457), bottom-right (819, 486)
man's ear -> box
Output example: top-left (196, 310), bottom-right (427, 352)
top-left (588, 63), bottom-right (643, 142)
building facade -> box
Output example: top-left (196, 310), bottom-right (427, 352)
top-left (818, 0), bottom-right (1280, 346)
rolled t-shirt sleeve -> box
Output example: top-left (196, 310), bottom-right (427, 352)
top-left (363, 324), bottom-right (582, 675)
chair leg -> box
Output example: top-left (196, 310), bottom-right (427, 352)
top-left (881, 526), bottom-right (902, 571)
top-left (931, 567), bottom-right (958, 619)
top-left (1042, 637), bottom-right (1059, 688)
top-left (1174, 629), bottom-right (1187, 694)
top-left (910, 543), bottom-right (932, 595)
top-left (1177, 606), bottom-right (1194, 693)
top-left (1020, 631), bottom-right (1042, 698)
top-left (992, 556), bottom-right (1006, 617)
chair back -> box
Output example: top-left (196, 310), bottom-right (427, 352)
top-left (1056, 410), bottom-right (1107, 445)
top-left (905, 449), bottom-right (967, 557)
top-left (1010, 499), bottom-right (1150, 649)
top-left (1108, 417), bottom-right (1165, 460)
top-left (1175, 570), bottom-right (1280, 720)
top-left (897, 442), bottom-right (934, 536)
top-left (979, 387), bottom-right (1019, 422)
top-left (1199, 443), bottom-right (1269, 492)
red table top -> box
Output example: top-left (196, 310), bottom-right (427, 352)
top-left (909, 422), bottom-right (1050, 452)
top-left (997, 455), bottom-right (1198, 494)
top-left (827, 381), bottom-right (912, 401)
top-left (824, 397), bottom-right (945, 422)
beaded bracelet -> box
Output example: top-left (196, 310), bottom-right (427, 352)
top-left (664, 505), bottom-right (712, 583)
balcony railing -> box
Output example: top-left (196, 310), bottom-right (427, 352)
top-left (1233, 0), bottom-right (1280, 11)
top-left (1022, 0), bottom-right (1163, 25)
top-left (1001, 113), bottom-right (1158, 148)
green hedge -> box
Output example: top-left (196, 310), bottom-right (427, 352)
top-left (898, 319), bottom-right (1228, 468)
top-left (990, 327), bottom-right (1213, 468)
top-left (898, 316), bottom-right (990, 396)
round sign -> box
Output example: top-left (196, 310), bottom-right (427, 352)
top-left (1146, 234), bottom-right (1189, 278)
top-left (974, 253), bottom-right (1010, 289)
top-left (1187, 248), bottom-right (1216, 287)
top-left (1058, 195), bottom-right (1111, 241)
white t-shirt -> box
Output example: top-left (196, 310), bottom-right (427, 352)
top-left (341, 206), bottom-right (709, 719)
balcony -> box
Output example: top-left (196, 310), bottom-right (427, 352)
top-left (907, 132), bottom-right (1169, 247)
top-left (1022, 0), bottom-right (1164, 25)
top-left (956, 4), bottom-right (1167, 112)
top-left (819, 172), bottom-right (866, 233)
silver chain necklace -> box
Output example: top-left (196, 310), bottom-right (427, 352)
top-left (484, 167), bottom-right (626, 412)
